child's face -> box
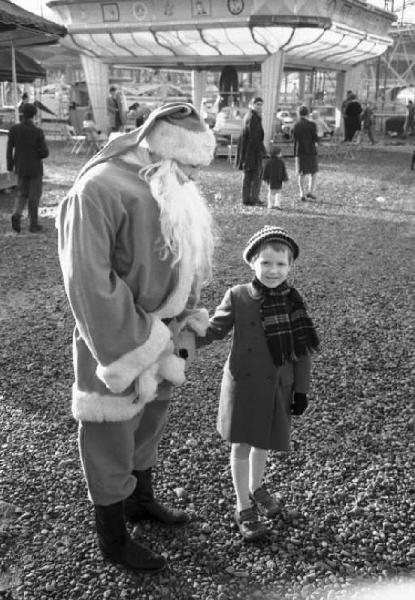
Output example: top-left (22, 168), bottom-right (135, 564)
top-left (251, 246), bottom-right (292, 288)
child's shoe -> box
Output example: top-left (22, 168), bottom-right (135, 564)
top-left (250, 484), bottom-right (281, 519)
top-left (234, 507), bottom-right (268, 542)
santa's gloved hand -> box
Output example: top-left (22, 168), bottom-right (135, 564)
top-left (176, 328), bottom-right (196, 368)
top-left (291, 393), bottom-right (308, 416)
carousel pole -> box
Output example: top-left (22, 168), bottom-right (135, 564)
top-left (11, 43), bottom-right (19, 123)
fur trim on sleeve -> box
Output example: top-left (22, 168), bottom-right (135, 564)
top-left (96, 316), bottom-right (171, 394)
top-left (178, 308), bottom-right (210, 336)
top-left (135, 354), bottom-right (186, 411)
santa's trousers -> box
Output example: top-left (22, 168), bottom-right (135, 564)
top-left (78, 383), bottom-right (171, 505)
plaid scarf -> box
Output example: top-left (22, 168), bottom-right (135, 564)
top-left (252, 277), bottom-right (320, 367)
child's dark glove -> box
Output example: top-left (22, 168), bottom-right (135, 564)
top-left (291, 393), bottom-right (308, 416)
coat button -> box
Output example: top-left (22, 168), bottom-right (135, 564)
top-left (245, 372), bottom-right (251, 377)
top-left (247, 348), bottom-right (252, 352)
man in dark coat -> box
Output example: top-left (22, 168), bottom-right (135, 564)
top-left (344, 94), bottom-right (362, 142)
top-left (293, 105), bottom-right (319, 202)
top-left (7, 103), bottom-right (49, 233)
top-left (236, 97), bottom-right (266, 206)
top-left (341, 90), bottom-right (353, 141)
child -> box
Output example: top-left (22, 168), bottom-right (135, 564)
top-left (198, 226), bottom-right (319, 542)
top-left (311, 110), bottom-right (332, 140)
top-left (359, 102), bottom-right (375, 145)
top-left (262, 146), bottom-right (288, 210)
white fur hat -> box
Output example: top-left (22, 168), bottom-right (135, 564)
top-left (76, 102), bottom-right (215, 180)
top-left (141, 102), bottom-right (216, 166)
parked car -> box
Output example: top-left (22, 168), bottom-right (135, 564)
top-left (275, 110), bottom-right (297, 139)
top-left (385, 115), bottom-right (405, 136)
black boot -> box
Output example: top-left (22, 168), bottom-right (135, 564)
top-left (94, 501), bottom-right (166, 573)
top-left (28, 202), bottom-right (43, 233)
top-left (11, 213), bottom-right (21, 233)
top-left (124, 469), bottom-right (190, 525)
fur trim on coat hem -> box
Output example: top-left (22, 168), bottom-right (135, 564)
top-left (72, 386), bottom-right (142, 422)
top-left (95, 316), bottom-right (171, 394)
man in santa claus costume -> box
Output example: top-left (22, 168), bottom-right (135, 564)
top-left (56, 102), bottom-right (216, 574)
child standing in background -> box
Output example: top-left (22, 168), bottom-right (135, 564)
top-left (262, 146), bottom-right (288, 210)
top-left (197, 226), bottom-right (319, 542)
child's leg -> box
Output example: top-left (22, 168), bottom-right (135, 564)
top-left (249, 447), bottom-right (268, 494)
top-left (298, 174), bottom-right (306, 199)
top-left (273, 191), bottom-right (281, 208)
top-left (309, 173), bottom-right (317, 195)
top-left (249, 446), bottom-right (281, 518)
top-left (267, 186), bottom-right (272, 209)
top-left (230, 443), bottom-right (251, 512)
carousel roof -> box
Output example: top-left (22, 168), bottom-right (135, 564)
top-left (48, 0), bottom-right (395, 71)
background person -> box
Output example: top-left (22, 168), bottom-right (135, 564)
top-left (56, 102), bottom-right (216, 575)
top-left (341, 90), bottom-right (354, 141)
top-left (262, 145), bottom-right (288, 210)
top-left (311, 110), bottom-right (331, 140)
top-left (17, 91), bottom-right (30, 122)
top-left (360, 102), bottom-right (375, 145)
top-left (236, 97), bottom-right (266, 206)
top-left (197, 226), bottom-right (319, 542)
top-left (403, 100), bottom-right (415, 137)
top-left (7, 103), bottom-right (49, 233)
top-left (82, 110), bottom-right (104, 152)
top-left (106, 85), bottom-right (125, 133)
top-left (128, 102), bottom-right (151, 128)
top-left (293, 105), bottom-right (319, 202)
top-left (344, 93), bottom-right (362, 142)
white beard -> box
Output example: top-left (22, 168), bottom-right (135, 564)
top-left (142, 160), bottom-right (214, 301)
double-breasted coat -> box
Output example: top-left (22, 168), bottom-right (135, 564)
top-left (200, 283), bottom-right (311, 451)
top-left (235, 109), bottom-right (266, 171)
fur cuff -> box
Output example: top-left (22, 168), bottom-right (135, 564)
top-left (179, 308), bottom-right (210, 336)
top-left (135, 354), bottom-right (186, 411)
top-left (96, 317), bottom-right (171, 394)
top-left (147, 120), bottom-right (216, 166)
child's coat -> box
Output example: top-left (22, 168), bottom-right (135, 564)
top-left (201, 283), bottom-right (310, 451)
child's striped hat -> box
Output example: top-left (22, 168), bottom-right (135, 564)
top-left (243, 226), bottom-right (299, 264)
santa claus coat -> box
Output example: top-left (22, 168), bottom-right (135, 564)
top-left (57, 151), bottom-right (198, 422)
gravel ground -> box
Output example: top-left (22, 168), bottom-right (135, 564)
top-left (1, 143), bottom-right (415, 600)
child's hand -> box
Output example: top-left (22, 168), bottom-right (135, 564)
top-left (291, 393), bottom-right (308, 416)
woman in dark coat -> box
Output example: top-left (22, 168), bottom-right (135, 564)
top-left (198, 226), bottom-right (319, 542)
top-left (344, 94), bottom-right (362, 142)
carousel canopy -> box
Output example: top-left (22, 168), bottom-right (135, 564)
top-left (48, 0), bottom-right (395, 71)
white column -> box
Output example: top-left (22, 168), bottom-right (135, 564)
top-left (81, 55), bottom-right (109, 133)
top-left (191, 70), bottom-right (208, 113)
top-left (335, 71), bottom-right (346, 129)
top-left (344, 65), bottom-right (364, 99)
top-left (298, 71), bottom-right (306, 104)
top-left (261, 51), bottom-right (285, 151)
